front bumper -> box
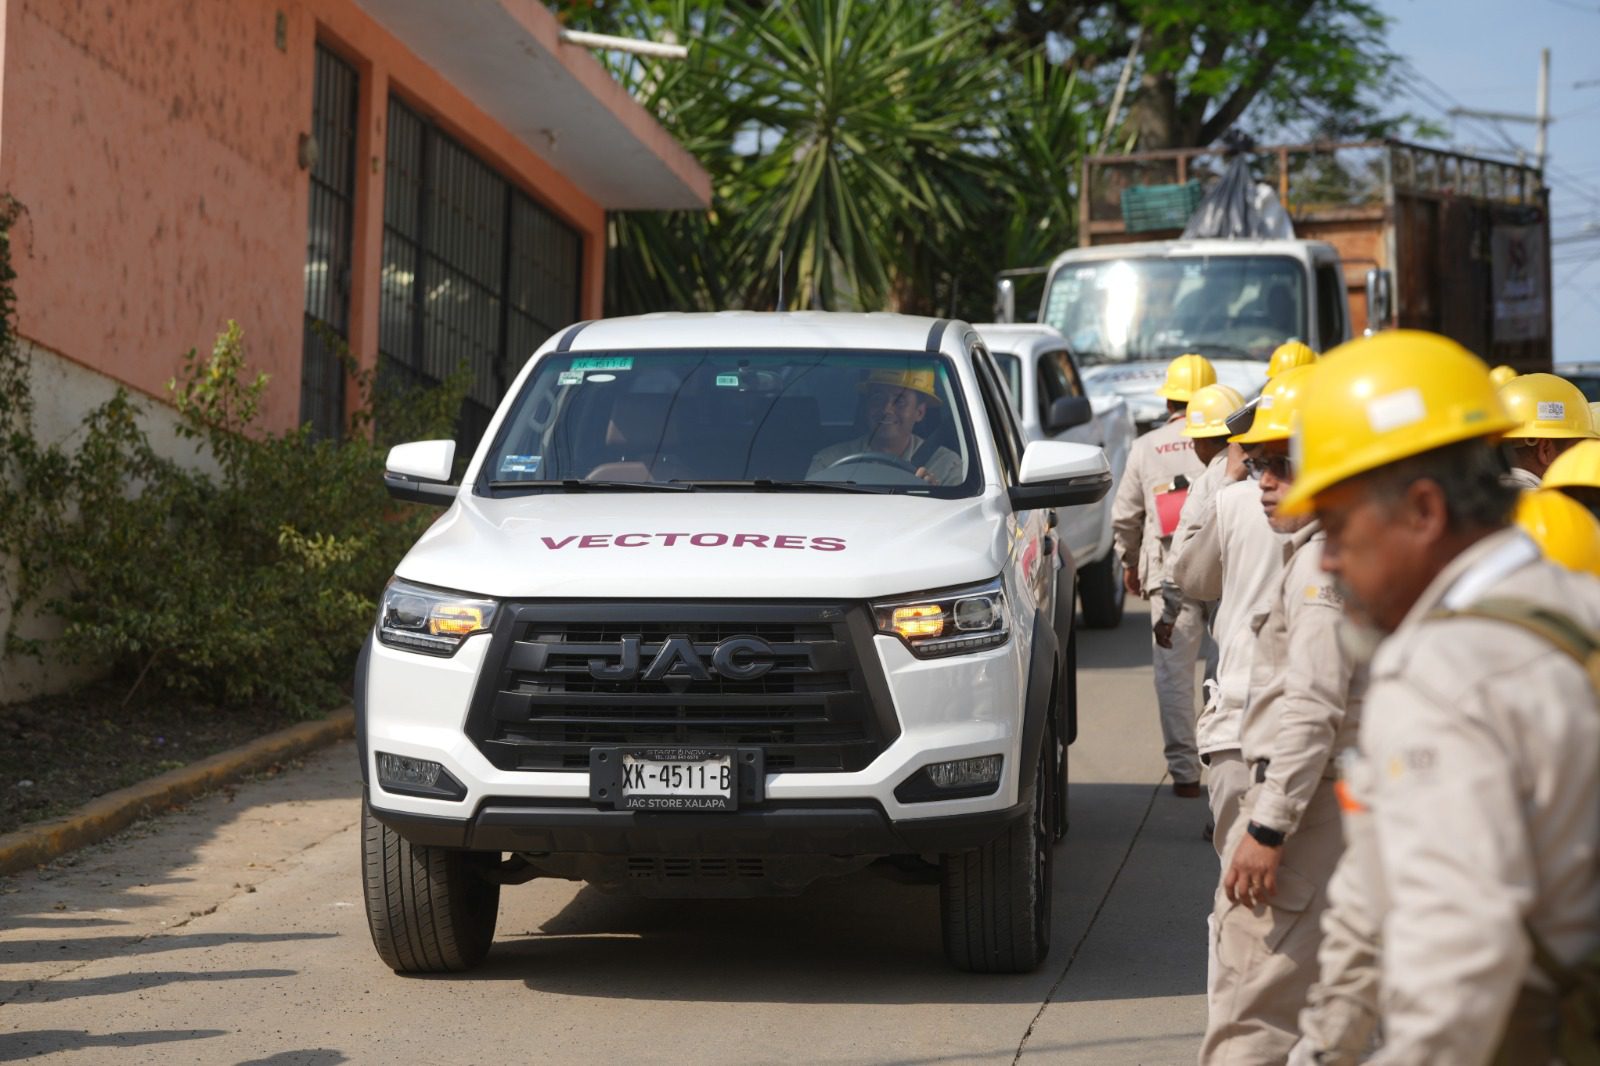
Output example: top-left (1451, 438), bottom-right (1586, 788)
top-left (364, 610), bottom-right (1030, 826)
top-left (369, 790), bottom-right (1030, 856)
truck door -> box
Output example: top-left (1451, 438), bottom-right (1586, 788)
top-left (1314, 260), bottom-right (1351, 349)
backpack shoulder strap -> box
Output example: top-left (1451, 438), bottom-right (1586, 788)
top-left (1427, 596), bottom-right (1600, 995)
top-left (1428, 597), bottom-right (1600, 693)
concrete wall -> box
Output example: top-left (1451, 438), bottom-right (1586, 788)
top-left (0, 336), bottom-right (206, 703)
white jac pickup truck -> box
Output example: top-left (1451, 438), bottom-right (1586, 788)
top-left (358, 312), bottom-right (1110, 975)
top-left (975, 324), bottom-right (1135, 630)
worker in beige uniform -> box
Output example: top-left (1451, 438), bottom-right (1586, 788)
top-left (1155, 384), bottom-right (1244, 652)
top-left (1496, 372), bottom-right (1597, 489)
top-left (1289, 762), bottom-right (1387, 1066)
top-left (1277, 330), bottom-right (1600, 1065)
top-left (1292, 478), bottom-right (1600, 1066)
top-left (1171, 352), bottom-right (1316, 850)
top-left (1112, 354), bottom-right (1214, 795)
top-left (1199, 365), bottom-right (1368, 1065)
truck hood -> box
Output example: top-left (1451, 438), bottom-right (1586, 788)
top-left (1080, 359), bottom-right (1269, 429)
top-left (394, 490), bottom-right (1014, 601)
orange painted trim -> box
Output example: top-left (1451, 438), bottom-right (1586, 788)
top-left (335, 44), bottom-right (386, 422)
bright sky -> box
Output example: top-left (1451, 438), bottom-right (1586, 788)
top-left (1381, 0), bottom-right (1600, 363)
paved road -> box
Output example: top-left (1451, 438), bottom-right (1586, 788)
top-left (0, 600), bottom-right (1214, 1065)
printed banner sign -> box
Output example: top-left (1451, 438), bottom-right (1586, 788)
top-left (1491, 225), bottom-right (1548, 342)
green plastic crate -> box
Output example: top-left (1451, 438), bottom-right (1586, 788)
top-left (1121, 180), bottom-right (1203, 233)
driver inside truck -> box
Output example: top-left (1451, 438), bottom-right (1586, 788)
top-left (807, 368), bottom-right (962, 486)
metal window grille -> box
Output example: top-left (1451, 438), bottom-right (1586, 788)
top-left (379, 97), bottom-right (583, 452)
top-left (301, 44), bottom-right (360, 441)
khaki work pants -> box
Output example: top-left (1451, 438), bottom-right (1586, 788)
top-left (1203, 749), bottom-right (1249, 863)
top-left (1152, 595), bottom-right (1210, 785)
top-left (1201, 780), bottom-right (1344, 1065)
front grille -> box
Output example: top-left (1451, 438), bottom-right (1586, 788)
top-left (465, 603), bottom-right (897, 774)
top-left (628, 856), bottom-right (767, 881)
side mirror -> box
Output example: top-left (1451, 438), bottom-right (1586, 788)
top-left (1365, 268), bottom-right (1393, 335)
top-left (994, 278), bottom-right (1016, 324)
top-left (384, 440), bottom-right (458, 506)
top-left (1043, 395), bottom-right (1093, 435)
top-left (1009, 440), bottom-right (1111, 511)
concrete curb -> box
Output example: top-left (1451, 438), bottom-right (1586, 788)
top-left (0, 707), bottom-right (354, 877)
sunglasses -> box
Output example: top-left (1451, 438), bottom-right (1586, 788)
top-left (1243, 454), bottom-right (1294, 481)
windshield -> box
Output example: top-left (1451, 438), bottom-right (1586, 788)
top-left (1041, 255), bottom-right (1306, 365)
top-left (476, 349), bottom-right (980, 496)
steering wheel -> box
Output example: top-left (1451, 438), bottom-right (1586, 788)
top-left (820, 451), bottom-right (921, 475)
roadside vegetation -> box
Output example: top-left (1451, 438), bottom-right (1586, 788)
top-left (0, 199), bottom-right (467, 830)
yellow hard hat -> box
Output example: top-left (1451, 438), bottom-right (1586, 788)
top-left (1515, 488), bottom-right (1600, 576)
top-left (1231, 365), bottom-right (1315, 445)
top-left (1278, 330), bottom-right (1517, 515)
top-left (1181, 384), bottom-right (1247, 439)
top-left (1498, 373), bottom-right (1597, 440)
top-left (1590, 401), bottom-right (1600, 429)
top-left (1267, 341), bottom-right (1317, 379)
top-left (861, 367), bottom-right (941, 404)
top-left (1488, 365), bottom-right (1519, 388)
top-left (1542, 438), bottom-right (1600, 491)
top-left (1155, 353), bottom-right (1217, 403)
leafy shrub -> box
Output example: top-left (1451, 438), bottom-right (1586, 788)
top-left (0, 198), bottom-right (467, 716)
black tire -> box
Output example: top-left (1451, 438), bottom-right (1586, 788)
top-left (1056, 646), bottom-right (1068, 838)
top-left (940, 738), bottom-right (1055, 974)
top-left (1078, 551), bottom-right (1125, 630)
top-left (361, 801), bottom-right (500, 974)
top-left (1053, 633), bottom-right (1075, 840)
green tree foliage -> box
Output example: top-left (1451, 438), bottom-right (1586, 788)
top-left (567, 0), bottom-right (1076, 320)
top-left (991, 0), bottom-right (1406, 149)
top-left (562, 0), bottom-right (1407, 319)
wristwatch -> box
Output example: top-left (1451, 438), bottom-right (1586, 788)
top-left (1246, 821), bottom-right (1286, 848)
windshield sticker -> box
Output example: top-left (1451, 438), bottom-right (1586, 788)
top-left (586, 373), bottom-right (617, 383)
top-left (537, 532), bottom-right (846, 552)
top-left (570, 356), bottom-right (634, 372)
top-left (557, 371), bottom-right (585, 386)
top-left (498, 454), bottom-right (542, 476)
top-left (715, 373), bottom-right (741, 387)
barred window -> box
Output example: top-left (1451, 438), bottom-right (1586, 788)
top-left (380, 97), bottom-right (583, 451)
top-left (300, 44), bottom-right (361, 440)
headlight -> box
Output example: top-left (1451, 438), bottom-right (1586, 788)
top-left (871, 576), bottom-right (1009, 658)
top-left (376, 578), bottom-right (498, 656)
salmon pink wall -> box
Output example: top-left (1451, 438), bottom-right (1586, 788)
top-left (0, 0), bottom-right (606, 433)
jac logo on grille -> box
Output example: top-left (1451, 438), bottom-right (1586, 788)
top-left (588, 636), bottom-right (777, 682)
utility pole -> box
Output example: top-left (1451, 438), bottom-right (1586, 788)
top-left (1536, 48), bottom-right (1550, 172)
top-left (1447, 47), bottom-right (1554, 172)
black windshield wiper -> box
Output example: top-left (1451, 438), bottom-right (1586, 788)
top-left (1152, 341), bottom-right (1256, 359)
top-left (488, 479), bottom-right (692, 493)
top-left (673, 479), bottom-right (894, 494)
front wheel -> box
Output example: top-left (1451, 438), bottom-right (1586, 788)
top-left (1078, 552), bottom-right (1125, 630)
top-left (361, 801), bottom-right (500, 973)
top-left (939, 737), bottom-right (1054, 973)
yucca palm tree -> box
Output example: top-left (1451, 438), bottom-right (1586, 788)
top-left (567, 0), bottom-right (1089, 317)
